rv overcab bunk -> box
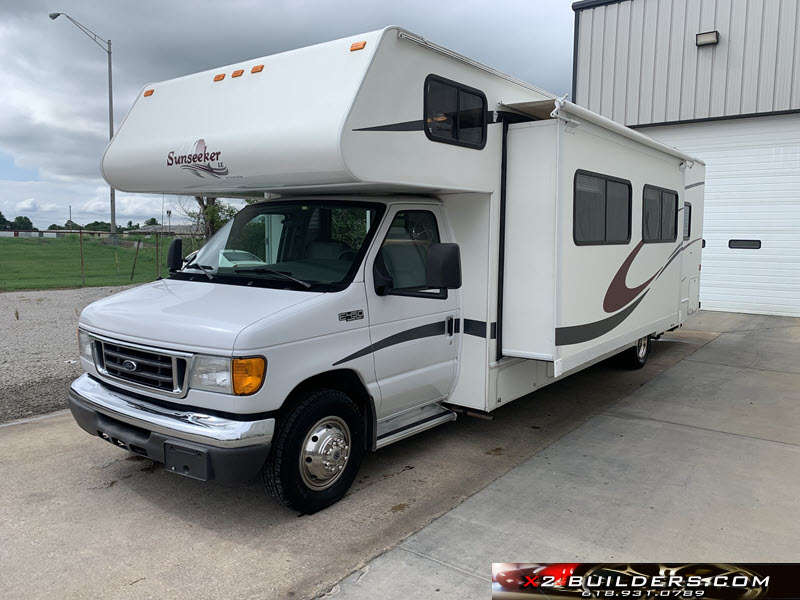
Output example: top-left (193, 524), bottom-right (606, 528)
top-left (69, 27), bottom-right (704, 512)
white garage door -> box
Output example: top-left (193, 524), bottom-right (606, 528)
top-left (645, 114), bottom-right (800, 317)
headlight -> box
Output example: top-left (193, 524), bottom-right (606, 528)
top-left (190, 355), bottom-right (232, 394)
top-left (78, 329), bottom-right (94, 362)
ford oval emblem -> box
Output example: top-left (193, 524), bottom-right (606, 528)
top-left (122, 360), bottom-right (138, 372)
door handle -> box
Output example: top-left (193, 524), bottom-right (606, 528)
top-left (445, 316), bottom-right (454, 337)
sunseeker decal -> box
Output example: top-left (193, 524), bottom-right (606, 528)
top-left (166, 139), bottom-right (229, 178)
top-left (556, 238), bottom-right (701, 346)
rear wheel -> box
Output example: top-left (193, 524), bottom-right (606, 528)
top-left (263, 389), bottom-right (363, 513)
top-left (622, 335), bottom-right (650, 369)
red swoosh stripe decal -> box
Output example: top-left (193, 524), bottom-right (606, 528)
top-left (603, 240), bottom-right (658, 313)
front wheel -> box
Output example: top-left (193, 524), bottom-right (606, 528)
top-left (263, 389), bottom-right (363, 513)
top-left (622, 335), bottom-right (650, 369)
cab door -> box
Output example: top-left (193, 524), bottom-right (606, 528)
top-left (365, 204), bottom-right (460, 419)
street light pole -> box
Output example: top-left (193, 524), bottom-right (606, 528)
top-left (50, 12), bottom-right (116, 239)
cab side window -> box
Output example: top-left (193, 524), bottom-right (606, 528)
top-left (374, 211), bottom-right (440, 294)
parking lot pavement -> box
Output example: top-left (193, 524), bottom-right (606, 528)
top-left (328, 311), bottom-right (800, 599)
top-left (0, 319), bottom-right (715, 600)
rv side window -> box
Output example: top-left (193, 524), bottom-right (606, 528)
top-left (683, 202), bottom-right (692, 240)
top-left (573, 171), bottom-right (632, 245)
top-left (424, 75), bottom-right (487, 149)
top-left (375, 210), bottom-right (441, 294)
top-left (643, 185), bottom-right (679, 243)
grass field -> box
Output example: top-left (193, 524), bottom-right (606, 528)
top-left (0, 235), bottom-right (207, 292)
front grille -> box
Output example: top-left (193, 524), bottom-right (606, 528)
top-left (95, 340), bottom-right (187, 394)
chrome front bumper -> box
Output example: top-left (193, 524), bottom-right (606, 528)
top-left (68, 373), bottom-right (274, 449)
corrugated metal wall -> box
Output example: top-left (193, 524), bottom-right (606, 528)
top-left (574, 0), bottom-right (800, 126)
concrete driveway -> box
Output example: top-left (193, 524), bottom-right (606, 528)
top-left (1, 311), bottom-right (797, 599)
top-left (328, 311), bottom-right (800, 598)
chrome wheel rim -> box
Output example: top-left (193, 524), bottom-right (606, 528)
top-left (636, 336), bottom-right (649, 359)
top-left (299, 416), bottom-right (351, 491)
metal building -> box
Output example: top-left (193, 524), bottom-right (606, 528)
top-left (572, 0), bottom-right (800, 316)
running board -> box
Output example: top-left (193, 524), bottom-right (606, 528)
top-left (375, 404), bottom-right (457, 449)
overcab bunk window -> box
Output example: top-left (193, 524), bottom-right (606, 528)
top-left (573, 170), bottom-right (632, 245)
top-left (424, 75), bottom-right (487, 149)
top-left (643, 185), bottom-right (679, 243)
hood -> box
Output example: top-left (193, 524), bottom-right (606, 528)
top-left (80, 279), bottom-right (321, 353)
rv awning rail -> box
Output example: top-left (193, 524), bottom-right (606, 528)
top-left (500, 99), bottom-right (705, 167)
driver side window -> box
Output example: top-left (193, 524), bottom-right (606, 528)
top-left (376, 211), bottom-right (440, 292)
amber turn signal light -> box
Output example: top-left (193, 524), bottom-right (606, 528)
top-left (143, 89), bottom-right (154, 97)
top-left (232, 69), bottom-right (244, 78)
top-left (232, 357), bottom-right (266, 395)
top-left (251, 64), bottom-right (264, 73)
top-left (213, 73), bottom-right (225, 82)
top-left (350, 41), bottom-right (366, 51)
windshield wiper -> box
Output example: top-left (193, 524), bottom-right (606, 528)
top-left (233, 267), bottom-right (312, 289)
top-left (183, 263), bottom-right (214, 280)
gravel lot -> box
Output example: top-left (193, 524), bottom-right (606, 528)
top-left (0, 285), bottom-right (140, 423)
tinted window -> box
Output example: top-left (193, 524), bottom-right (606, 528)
top-left (377, 211), bottom-right (440, 291)
top-left (426, 80), bottom-right (457, 141)
top-left (459, 90), bottom-right (484, 145)
top-left (643, 185), bottom-right (679, 243)
top-left (643, 187), bottom-right (661, 241)
top-left (662, 192), bottom-right (678, 240)
top-left (575, 173), bottom-right (605, 243)
top-left (574, 171), bottom-right (631, 245)
top-left (683, 202), bottom-right (692, 240)
top-left (606, 180), bottom-right (631, 242)
top-left (425, 76), bottom-right (486, 149)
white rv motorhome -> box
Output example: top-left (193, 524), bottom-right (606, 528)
top-left (69, 27), bottom-right (704, 512)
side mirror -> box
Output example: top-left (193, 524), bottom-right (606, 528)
top-left (426, 243), bottom-right (461, 290)
top-left (167, 238), bottom-right (183, 273)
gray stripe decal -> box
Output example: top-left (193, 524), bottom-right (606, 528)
top-left (353, 120), bottom-right (425, 132)
top-left (555, 294), bottom-right (648, 346)
top-left (685, 181), bottom-right (705, 190)
top-left (353, 111), bottom-right (520, 133)
top-left (333, 318), bottom-right (496, 366)
top-left (463, 319), bottom-right (487, 338)
top-left (333, 321), bottom-right (445, 366)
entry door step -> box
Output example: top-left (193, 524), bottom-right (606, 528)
top-left (376, 403), bottom-right (456, 449)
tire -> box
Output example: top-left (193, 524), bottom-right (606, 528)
top-left (263, 389), bottom-right (363, 513)
top-left (622, 335), bottom-right (650, 369)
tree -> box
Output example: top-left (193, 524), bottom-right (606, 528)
top-left (64, 220), bottom-right (81, 230)
top-left (13, 215), bottom-right (34, 230)
top-left (144, 217), bottom-right (159, 226)
top-left (84, 221), bottom-right (111, 232)
top-left (126, 220), bottom-right (139, 230)
top-left (47, 224), bottom-right (64, 230)
top-left (0, 211), bottom-right (8, 229)
top-left (171, 196), bottom-right (237, 241)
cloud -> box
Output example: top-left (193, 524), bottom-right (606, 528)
top-left (0, 0), bottom-right (575, 228)
top-left (15, 197), bottom-right (37, 212)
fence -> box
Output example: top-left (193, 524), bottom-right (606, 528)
top-left (0, 230), bottom-right (207, 292)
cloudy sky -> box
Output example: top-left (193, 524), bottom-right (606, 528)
top-left (0, 0), bottom-right (575, 229)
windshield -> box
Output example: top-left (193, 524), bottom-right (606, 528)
top-left (181, 200), bottom-right (384, 291)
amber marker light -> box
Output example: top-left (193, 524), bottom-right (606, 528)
top-left (232, 69), bottom-right (244, 78)
top-left (350, 41), bottom-right (366, 51)
top-left (232, 357), bottom-right (266, 395)
top-left (213, 73), bottom-right (225, 82)
top-left (251, 64), bottom-right (264, 73)
top-left (143, 89), bottom-right (154, 97)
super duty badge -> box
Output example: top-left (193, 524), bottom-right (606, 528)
top-left (338, 310), bottom-right (364, 322)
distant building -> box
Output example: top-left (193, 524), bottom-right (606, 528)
top-left (572, 0), bottom-right (800, 317)
top-left (128, 224), bottom-right (200, 235)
